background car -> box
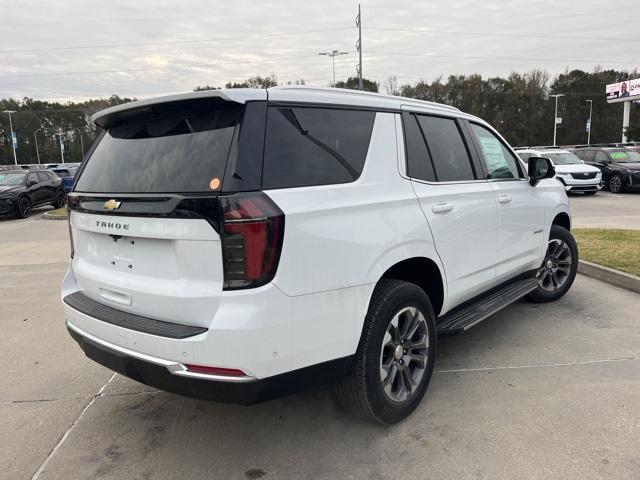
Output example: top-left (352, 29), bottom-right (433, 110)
top-left (49, 166), bottom-right (78, 192)
top-left (0, 169), bottom-right (66, 218)
top-left (515, 147), bottom-right (602, 195)
top-left (571, 147), bottom-right (640, 193)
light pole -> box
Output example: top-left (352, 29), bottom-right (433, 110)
top-left (55, 129), bottom-right (65, 163)
top-left (550, 94), bottom-right (564, 146)
top-left (33, 128), bottom-right (42, 164)
top-left (318, 50), bottom-right (349, 87)
top-left (585, 100), bottom-right (593, 146)
top-left (2, 110), bottom-right (18, 165)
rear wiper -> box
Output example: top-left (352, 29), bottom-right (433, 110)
top-left (280, 108), bottom-right (359, 180)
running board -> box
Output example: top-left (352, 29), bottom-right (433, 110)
top-left (437, 278), bottom-right (538, 334)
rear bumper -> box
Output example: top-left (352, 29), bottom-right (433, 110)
top-left (67, 320), bottom-right (351, 405)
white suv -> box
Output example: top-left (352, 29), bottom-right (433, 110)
top-left (515, 147), bottom-right (602, 194)
top-left (62, 87), bottom-right (578, 424)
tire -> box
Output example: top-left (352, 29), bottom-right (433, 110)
top-left (15, 197), bottom-right (31, 219)
top-left (52, 189), bottom-right (66, 208)
top-left (334, 279), bottom-right (437, 424)
top-left (528, 225), bottom-right (578, 303)
top-left (608, 173), bottom-right (624, 193)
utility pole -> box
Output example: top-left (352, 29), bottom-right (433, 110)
top-left (585, 100), bottom-right (593, 146)
top-left (355, 4), bottom-right (363, 90)
top-left (33, 128), bottom-right (42, 164)
top-left (55, 129), bottom-right (65, 163)
top-left (550, 94), bottom-right (564, 146)
top-left (2, 110), bottom-right (18, 165)
top-left (318, 50), bottom-right (349, 86)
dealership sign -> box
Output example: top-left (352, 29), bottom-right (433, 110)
top-left (606, 78), bottom-right (640, 103)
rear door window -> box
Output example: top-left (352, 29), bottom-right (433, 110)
top-left (404, 113), bottom-right (436, 182)
top-left (262, 106), bottom-right (375, 189)
top-left (75, 101), bottom-right (244, 193)
top-left (415, 115), bottom-right (476, 182)
top-left (36, 171), bottom-right (50, 182)
top-left (595, 151), bottom-right (608, 163)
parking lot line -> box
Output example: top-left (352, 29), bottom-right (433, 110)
top-left (435, 355), bottom-right (640, 374)
top-left (29, 373), bottom-right (116, 480)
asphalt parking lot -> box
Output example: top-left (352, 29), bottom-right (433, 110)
top-left (2, 203), bottom-right (639, 480)
top-left (569, 190), bottom-right (640, 229)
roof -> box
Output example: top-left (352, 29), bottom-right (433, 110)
top-left (92, 86), bottom-right (462, 128)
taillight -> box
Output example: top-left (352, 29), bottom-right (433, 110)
top-left (219, 192), bottom-right (284, 290)
top-left (67, 196), bottom-right (77, 259)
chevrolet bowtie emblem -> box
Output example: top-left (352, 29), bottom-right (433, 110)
top-left (103, 199), bottom-right (121, 210)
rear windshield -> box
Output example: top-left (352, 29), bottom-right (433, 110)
top-left (52, 169), bottom-right (70, 177)
top-left (75, 101), bottom-right (243, 193)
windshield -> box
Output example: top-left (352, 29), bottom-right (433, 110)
top-left (543, 152), bottom-right (583, 165)
top-left (75, 100), bottom-right (244, 193)
top-left (609, 151), bottom-right (640, 163)
top-left (0, 172), bottom-right (26, 186)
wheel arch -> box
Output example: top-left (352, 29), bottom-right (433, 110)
top-left (375, 257), bottom-right (445, 317)
top-left (552, 211), bottom-right (571, 231)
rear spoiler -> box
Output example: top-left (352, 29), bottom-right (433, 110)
top-left (92, 89), bottom-right (267, 129)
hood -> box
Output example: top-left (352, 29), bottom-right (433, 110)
top-left (0, 185), bottom-right (22, 195)
top-left (610, 162), bottom-right (640, 171)
top-left (554, 163), bottom-right (601, 174)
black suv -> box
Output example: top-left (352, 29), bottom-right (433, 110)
top-left (571, 147), bottom-right (640, 193)
top-left (0, 169), bottom-right (67, 218)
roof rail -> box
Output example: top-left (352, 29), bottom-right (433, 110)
top-left (270, 85), bottom-right (461, 112)
top-left (512, 147), bottom-right (530, 150)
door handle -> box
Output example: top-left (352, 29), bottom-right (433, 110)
top-left (432, 202), bottom-right (454, 214)
top-left (497, 194), bottom-right (512, 204)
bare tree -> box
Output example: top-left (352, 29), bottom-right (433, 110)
top-left (383, 76), bottom-right (399, 96)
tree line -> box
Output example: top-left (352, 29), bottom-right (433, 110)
top-left (2, 68), bottom-right (639, 165)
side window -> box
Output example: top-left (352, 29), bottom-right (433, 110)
top-left (262, 106), bottom-right (376, 189)
top-left (595, 151), bottom-right (608, 163)
top-left (404, 114), bottom-right (436, 182)
top-left (36, 171), bottom-right (50, 182)
top-left (27, 173), bottom-right (38, 184)
top-left (517, 152), bottom-right (532, 163)
top-left (416, 115), bottom-right (476, 182)
top-left (580, 150), bottom-right (595, 162)
top-left (470, 123), bottom-right (523, 179)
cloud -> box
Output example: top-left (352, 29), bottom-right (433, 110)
top-left (0, 0), bottom-right (636, 101)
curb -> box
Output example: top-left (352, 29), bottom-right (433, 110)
top-left (578, 259), bottom-right (640, 294)
top-left (43, 211), bottom-right (68, 221)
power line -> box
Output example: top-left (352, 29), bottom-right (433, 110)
top-left (0, 7), bottom-right (355, 28)
top-left (367, 50), bottom-right (640, 66)
top-left (364, 26), bottom-right (639, 43)
top-left (0, 52), bottom-right (356, 80)
top-left (361, 5), bottom-right (640, 19)
top-left (0, 27), bottom-right (355, 54)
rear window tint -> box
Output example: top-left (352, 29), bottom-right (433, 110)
top-left (416, 115), bottom-right (476, 182)
top-left (262, 106), bottom-right (375, 189)
top-left (404, 114), bottom-right (436, 182)
top-left (75, 101), bottom-right (243, 193)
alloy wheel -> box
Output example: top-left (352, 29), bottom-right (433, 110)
top-left (536, 238), bottom-right (572, 292)
top-left (20, 199), bottom-right (30, 217)
top-left (609, 175), bottom-right (623, 193)
top-left (379, 306), bottom-right (429, 402)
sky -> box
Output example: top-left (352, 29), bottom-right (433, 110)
top-left (0, 0), bottom-right (637, 101)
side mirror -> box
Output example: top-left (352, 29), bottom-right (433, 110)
top-left (26, 179), bottom-right (37, 187)
top-left (528, 157), bottom-right (556, 186)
